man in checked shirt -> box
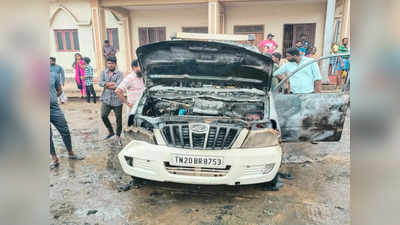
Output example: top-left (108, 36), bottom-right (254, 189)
top-left (98, 56), bottom-right (123, 146)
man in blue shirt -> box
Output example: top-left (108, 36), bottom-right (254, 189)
top-left (273, 48), bottom-right (321, 94)
top-left (50, 57), bottom-right (66, 104)
top-left (50, 71), bottom-right (84, 169)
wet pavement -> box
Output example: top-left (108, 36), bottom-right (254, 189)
top-left (50, 101), bottom-right (350, 225)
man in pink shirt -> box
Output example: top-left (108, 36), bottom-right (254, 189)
top-left (259, 33), bottom-right (278, 54)
top-left (115, 59), bottom-right (144, 126)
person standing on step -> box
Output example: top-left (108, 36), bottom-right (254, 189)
top-left (83, 57), bottom-right (96, 103)
top-left (72, 53), bottom-right (86, 98)
top-left (103, 40), bottom-right (116, 60)
top-left (300, 34), bottom-right (312, 56)
top-left (336, 37), bottom-right (350, 88)
top-left (50, 57), bottom-right (66, 104)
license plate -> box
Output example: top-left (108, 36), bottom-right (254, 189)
top-left (170, 154), bottom-right (225, 168)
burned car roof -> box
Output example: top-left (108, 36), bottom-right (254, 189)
top-left (136, 40), bottom-right (273, 89)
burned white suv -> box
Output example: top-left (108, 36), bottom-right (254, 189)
top-left (118, 40), bottom-right (349, 186)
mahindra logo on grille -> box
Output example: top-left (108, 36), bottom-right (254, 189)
top-left (190, 124), bottom-right (208, 133)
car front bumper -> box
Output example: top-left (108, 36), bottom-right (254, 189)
top-left (118, 140), bottom-right (282, 185)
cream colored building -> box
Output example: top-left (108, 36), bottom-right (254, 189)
top-left (49, 0), bottom-right (350, 80)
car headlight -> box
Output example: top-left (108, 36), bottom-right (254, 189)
top-left (245, 163), bottom-right (275, 175)
top-left (263, 163), bottom-right (275, 174)
top-left (241, 128), bottom-right (280, 148)
top-left (125, 127), bottom-right (156, 144)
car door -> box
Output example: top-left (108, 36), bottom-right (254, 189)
top-left (272, 92), bottom-right (349, 142)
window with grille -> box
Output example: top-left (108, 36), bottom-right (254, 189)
top-left (54, 29), bottom-right (80, 52)
top-left (138, 27), bottom-right (166, 46)
top-left (106, 28), bottom-right (119, 50)
top-left (182, 26), bottom-right (208, 33)
top-left (282, 23), bottom-right (316, 57)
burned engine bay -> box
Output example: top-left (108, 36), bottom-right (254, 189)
top-left (138, 85), bottom-right (267, 122)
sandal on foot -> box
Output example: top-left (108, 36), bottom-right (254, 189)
top-left (104, 133), bottom-right (115, 141)
top-left (49, 161), bottom-right (59, 169)
top-left (68, 154), bottom-right (84, 160)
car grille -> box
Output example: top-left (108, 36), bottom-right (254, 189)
top-left (164, 162), bottom-right (231, 177)
top-left (161, 123), bottom-right (241, 150)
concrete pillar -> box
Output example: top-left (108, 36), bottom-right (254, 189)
top-left (91, 0), bottom-right (106, 78)
top-left (208, 0), bottom-right (223, 34)
top-left (340, 0), bottom-right (351, 40)
top-left (220, 5), bottom-right (225, 34)
top-left (121, 15), bottom-right (133, 72)
top-left (321, 0), bottom-right (336, 84)
top-left (106, 7), bottom-right (132, 74)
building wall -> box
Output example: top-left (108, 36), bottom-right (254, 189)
top-left (49, 0), bottom-right (336, 76)
top-left (224, 1), bottom-right (326, 56)
top-left (129, 5), bottom-right (208, 57)
top-left (50, 0), bottom-right (91, 22)
top-left (49, 2), bottom-right (126, 78)
top-left (50, 1), bottom-right (93, 78)
top-left (50, 9), bottom-right (79, 74)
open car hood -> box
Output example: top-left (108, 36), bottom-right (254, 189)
top-left (136, 40), bottom-right (273, 90)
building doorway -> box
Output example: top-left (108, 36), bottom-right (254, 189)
top-left (282, 23), bottom-right (316, 57)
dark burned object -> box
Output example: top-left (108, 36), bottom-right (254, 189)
top-left (117, 39), bottom-right (350, 188)
top-left (118, 177), bottom-right (147, 192)
top-left (273, 92), bottom-right (349, 142)
top-left (132, 40), bottom-right (349, 144)
top-left (137, 40), bottom-right (273, 90)
top-left (87, 210), bottom-right (98, 215)
top-left (263, 173), bottom-right (293, 191)
top-left (141, 86), bottom-right (267, 122)
top-left (263, 175), bottom-right (283, 191)
top-left (278, 172), bottom-right (294, 180)
top-left (131, 40), bottom-right (276, 138)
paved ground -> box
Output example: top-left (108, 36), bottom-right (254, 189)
top-left (49, 101), bottom-right (350, 225)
